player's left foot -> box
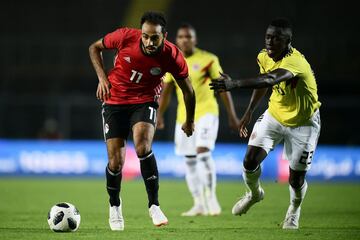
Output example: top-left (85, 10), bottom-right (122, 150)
top-left (149, 205), bottom-right (168, 227)
top-left (282, 205), bottom-right (300, 229)
top-left (231, 187), bottom-right (264, 216)
top-left (207, 197), bottom-right (221, 216)
top-left (109, 204), bottom-right (124, 231)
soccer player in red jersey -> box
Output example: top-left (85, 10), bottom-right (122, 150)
top-left (89, 11), bottom-right (195, 230)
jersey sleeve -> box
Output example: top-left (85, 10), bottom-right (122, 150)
top-left (208, 56), bottom-right (223, 79)
top-left (102, 28), bottom-right (128, 50)
top-left (257, 50), bottom-right (267, 74)
top-left (168, 47), bottom-right (189, 80)
top-left (163, 72), bottom-right (175, 83)
top-left (279, 53), bottom-right (304, 77)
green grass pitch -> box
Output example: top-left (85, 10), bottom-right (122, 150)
top-left (0, 178), bottom-right (359, 240)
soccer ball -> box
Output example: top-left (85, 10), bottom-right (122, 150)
top-left (47, 202), bottom-right (81, 232)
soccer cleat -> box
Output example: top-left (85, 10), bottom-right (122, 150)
top-left (181, 204), bottom-right (208, 216)
top-left (282, 205), bottom-right (300, 230)
top-left (231, 187), bottom-right (264, 216)
top-left (149, 205), bottom-right (168, 226)
top-left (207, 198), bottom-right (221, 216)
top-left (109, 203), bottom-right (124, 231)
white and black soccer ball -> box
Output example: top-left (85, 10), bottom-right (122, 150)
top-left (47, 202), bottom-right (81, 232)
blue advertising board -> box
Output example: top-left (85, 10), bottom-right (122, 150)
top-left (0, 140), bottom-right (359, 181)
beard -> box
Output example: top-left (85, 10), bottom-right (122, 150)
top-left (141, 40), bottom-right (164, 56)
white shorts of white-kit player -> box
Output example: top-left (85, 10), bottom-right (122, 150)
top-left (175, 114), bottom-right (219, 156)
top-left (248, 109), bottom-right (321, 171)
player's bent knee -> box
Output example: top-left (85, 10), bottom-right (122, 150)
top-left (289, 175), bottom-right (305, 189)
top-left (108, 160), bottom-right (123, 172)
top-left (135, 143), bottom-right (152, 157)
top-left (243, 160), bottom-right (259, 171)
top-left (289, 178), bottom-right (304, 189)
top-left (243, 152), bottom-right (260, 171)
top-left (243, 146), bottom-right (267, 171)
top-left (107, 152), bottom-right (124, 172)
top-left (289, 168), bottom-right (306, 189)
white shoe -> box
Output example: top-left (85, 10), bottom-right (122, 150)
top-left (109, 203), bottom-right (124, 231)
top-left (149, 205), bottom-right (168, 227)
top-left (232, 187), bottom-right (264, 215)
top-left (181, 205), bottom-right (208, 216)
top-left (282, 205), bottom-right (300, 229)
top-left (207, 198), bottom-right (221, 216)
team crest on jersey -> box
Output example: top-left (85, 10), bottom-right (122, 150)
top-left (192, 64), bottom-right (200, 71)
top-left (150, 67), bottom-right (161, 76)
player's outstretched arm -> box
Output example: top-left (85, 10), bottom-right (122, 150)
top-left (157, 82), bottom-right (175, 129)
top-left (89, 39), bottom-right (111, 102)
top-left (175, 77), bottom-right (195, 137)
top-left (210, 69), bottom-right (294, 91)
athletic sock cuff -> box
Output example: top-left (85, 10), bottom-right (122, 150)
top-left (138, 151), bottom-right (154, 161)
top-left (106, 164), bottom-right (121, 176)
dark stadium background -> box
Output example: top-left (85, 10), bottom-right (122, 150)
top-left (1, 0), bottom-right (359, 144)
top-left (1, 1), bottom-right (359, 239)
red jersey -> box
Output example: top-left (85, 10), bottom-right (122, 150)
top-left (102, 28), bottom-right (188, 105)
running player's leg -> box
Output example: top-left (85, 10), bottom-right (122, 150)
top-left (232, 111), bottom-right (283, 215)
top-left (106, 138), bottom-right (126, 207)
top-left (131, 102), bottom-right (168, 226)
top-left (106, 138), bottom-right (126, 230)
top-left (282, 168), bottom-right (308, 229)
top-left (282, 110), bottom-right (320, 229)
top-left (132, 121), bottom-right (158, 207)
top-left (195, 114), bottom-right (220, 215)
top-left (102, 104), bottom-right (129, 231)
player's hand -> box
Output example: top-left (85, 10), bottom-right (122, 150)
top-left (209, 72), bottom-right (236, 92)
top-left (181, 121), bottom-right (194, 137)
top-left (238, 111), bottom-right (252, 138)
top-left (156, 113), bottom-right (165, 129)
top-left (96, 79), bottom-right (111, 102)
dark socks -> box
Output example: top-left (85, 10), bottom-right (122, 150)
top-left (106, 164), bottom-right (122, 206)
top-left (139, 150), bottom-right (159, 208)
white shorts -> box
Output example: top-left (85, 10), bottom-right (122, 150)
top-left (175, 114), bottom-right (219, 156)
top-left (249, 109), bottom-right (321, 171)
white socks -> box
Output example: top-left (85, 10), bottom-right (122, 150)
top-left (185, 156), bottom-right (204, 206)
top-left (197, 151), bottom-right (217, 199)
top-left (185, 151), bottom-right (218, 206)
top-left (289, 181), bottom-right (308, 212)
top-left (242, 166), bottom-right (262, 197)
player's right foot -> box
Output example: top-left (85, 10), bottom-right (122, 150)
top-left (109, 203), bottom-right (124, 231)
top-left (149, 205), bottom-right (168, 227)
top-left (231, 187), bottom-right (264, 216)
top-left (282, 205), bottom-right (300, 229)
top-left (181, 204), bottom-right (208, 216)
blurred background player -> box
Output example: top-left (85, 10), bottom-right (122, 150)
top-left (89, 12), bottom-right (195, 230)
top-left (157, 24), bottom-right (239, 216)
top-left (210, 18), bottom-right (321, 229)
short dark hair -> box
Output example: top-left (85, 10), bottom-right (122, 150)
top-left (178, 23), bottom-right (196, 32)
top-left (140, 11), bottom-right (167, 33)
top-left (270, 18), bottom-right (292, 29)
top-left (269, 18), bottom-right (293, 37)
